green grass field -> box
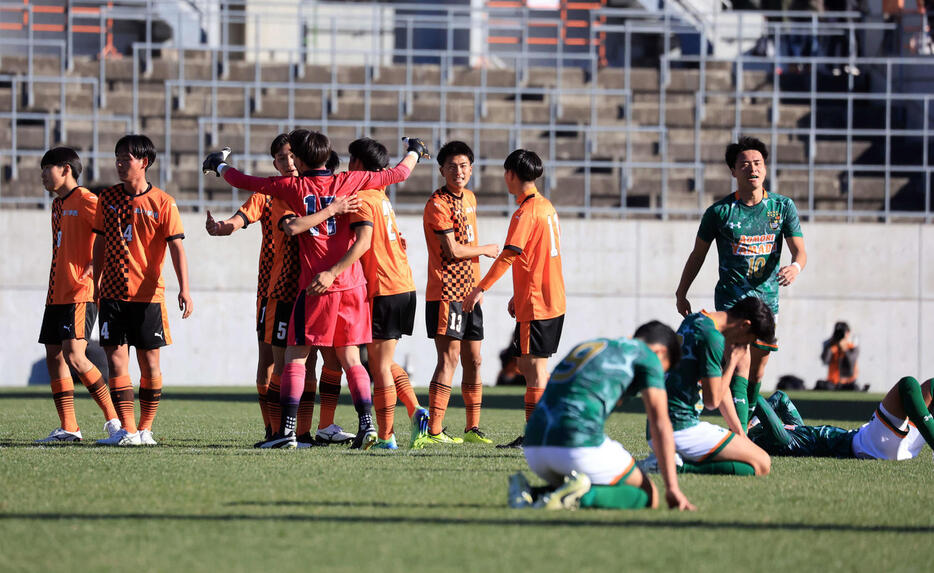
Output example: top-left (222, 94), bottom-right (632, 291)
top-left (1, 386), bottom-right (931, 573)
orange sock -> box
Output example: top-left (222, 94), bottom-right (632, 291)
top-left (267, 374), bottom-right (282, 434)
top-left (296, 371), bottom-right (317, 436)
top-left (374, 384), bottom-right (396, 440)
top-left (462, 381), bottom-right (483, 431)
top-left (138, 376), bottom-right (163, 431)
top-left (77, 366), bottom-right (117, 421)
top-left (391, 363), bottom-right (418, 418)
top-left (109, 375), bottom-right (137, 433)
top-left (51, 377), bottom-right (78, 432)
top-left (317, 367), bottom-right (342, 429)
top-left (524, 387), bottom-right (545, 421)
top-left (256, 379), bottom-right (270, 431)
top-left (428, 379), bottom-right (451, 435)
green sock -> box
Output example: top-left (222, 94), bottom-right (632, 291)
top-left (747, 380), bottom-right (762, 420)
top-left (731, 375), bottom-right (750, 428)
top-left (897, 377), bottom-right (934, 450)
top-left (768, 390), bottom-right (804, 425)
top-left (756, 395), bottom-right (792, 447)
top-left (579, 482), bottom-right (650, 509)
top-left (678, 460), bottom-right (756, 476)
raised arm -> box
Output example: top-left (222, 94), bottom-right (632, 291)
top-left (675, 236), bottom-right (712, 317)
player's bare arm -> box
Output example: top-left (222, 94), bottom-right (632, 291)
top-left (281, 193), bottom-right (361, 237)
top-left (643, 387), bottom-right (696, 511)
top-left (675, 236), bottom-right (712, 317)
top-left (204, 209), bottom-right (246, 236)
top-left (777, 235), bottom-right (807, 287)
top-left (168, 238), bottom-right (193, 319)
top-left (91, 234), bottom-right (104, 298)
top-left (438, 231), bottom-right (499, 261)
top-left (717, 344), bottom-right (748, 434)
top-left (463, 248), bottom-right (518, 312)
top-left (306, 225), bottom-right (373, 295)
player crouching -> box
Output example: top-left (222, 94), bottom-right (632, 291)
top-left (510, 322), bottom-right (695, 511)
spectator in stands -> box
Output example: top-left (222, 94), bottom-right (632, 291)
top-left (781, 0), bottom-right (823, 74)
top-left (825, 0), bottom-right (862, 76)
top-left (816, 321), bottom-right (863, 391)
top-left (883, 0), bottom-right (927, 55)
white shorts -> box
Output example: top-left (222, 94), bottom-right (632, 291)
top-left (524, 437), bottom-right (635, 488)
top-left (851, 405), bottom-right (925, 461)
top-left (671, 421), bottom-right (735, 462)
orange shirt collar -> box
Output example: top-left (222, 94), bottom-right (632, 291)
top-left (700, 309), bottom-right (721, 330)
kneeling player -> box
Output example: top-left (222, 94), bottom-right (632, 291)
top-left (658, 296), bottom-right (774, 476)
top-left (511, 321), bottom-right (695, 511)
top-left (748, 377), bottom-right (934, 460)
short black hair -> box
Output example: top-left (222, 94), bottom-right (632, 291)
top-left (725, 136), bottom-right (769, 169)
top-left (504, 149), bottom-right (543, 182)
top-left (348, 138), bottom-right (389, 172)
top-left (325, 150), bottom-right (341, 172)
top-left (726, 297), bottom-right (776, 344)
top-left (288, 129), bottom-right (331, 169)
top-left (115, 134), bottom-right (157, 170)
top-left (41, 147), bottom-right (83, 180)
top-left (633, 320), bottom-right (681, 370)
top-left (436, 140), bottom-right (474, 167)
top-left (269, 133), bottom-right (289, 158)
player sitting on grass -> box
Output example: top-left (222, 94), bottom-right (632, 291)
top-left (748, 377), bottom-right (934, 460)
top-left (36, 147), bottom-right (121, 443)
top-left (95, 134), bottom-right (193, 446)
top-left (510, 321), bottom-right (695, 511)
top-left (203, 131), bottom-right (430, 449)
top-left (345, 138), bottom-right (430, 450)
top-left (649, 296), bottom-right (774, 476)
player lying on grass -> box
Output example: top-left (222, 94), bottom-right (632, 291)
top-left (344, 138), bottom-right (430, 450)
top-left (748, 377), bottom-right (934, 460)
top-left (36, 147), bottom-right (121, 443)
top-left (650, 296), bottom-right (774, 476)
top-left (509, 321), bottom-right (695, 511)
top-left (206, 139), bottom-right (357, 447)
top-left (203, 132), bottom-right (430, 449)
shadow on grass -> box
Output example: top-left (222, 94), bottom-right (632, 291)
top-left (226, 499), bottom-right (494, 509)
top-left (0, 511), bottom-right (931, 534)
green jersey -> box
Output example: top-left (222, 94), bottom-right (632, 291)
top-left (525, 338), bottom-right (666, 448)
top-left (749, 424), bottom-right (857, 458)
top-left (666, 312), bottom-right (725, 431)
top-left (697, 191), bottom-right (802, 315)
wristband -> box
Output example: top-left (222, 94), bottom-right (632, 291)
top-left (791, 262), bottom-right (801, 272)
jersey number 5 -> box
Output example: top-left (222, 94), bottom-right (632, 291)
top-left (304, 196), bottom-right (338, 236)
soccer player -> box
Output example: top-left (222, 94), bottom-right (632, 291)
top-left (510, 321), bottom-right (695, 511)
top-left (345, 137), bottom-right (430, 450)
top-left (205, 136), bottom-right (356, 446)
top-left (659, 297), bottom-right (774, 476)
top-left (36, 147), bottom-right (121, 442)
top-left (464, 149), bottom-right (565, 448)
top-left (748, 378), bottom-right (934, 460)
top-left (675, 136), bottom-right (807, 430)
top-left (203, 131), bottom-right (429, 449)
top-left (420, 141), bottom-right (499, 446)
top-left (94, 135), bottom-right (193, 446)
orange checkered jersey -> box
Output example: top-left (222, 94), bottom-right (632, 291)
top-left (93, 184), bottom-right (185, 303)
top-left (266, 199), bottom-right (301, 302)
top-left (236, 193), bottom-right (275, 299)
top-left (350, 187), bottom-right (415, 299)
top-left (47, 187), bottom-right (98, 305)
top-left (504, 194), bottom-right (565, 322)
top-left (423, 187), bottom-right (480, 302)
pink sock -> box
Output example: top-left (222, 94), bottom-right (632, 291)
top-left (345, 364), bottom-right (373, 415)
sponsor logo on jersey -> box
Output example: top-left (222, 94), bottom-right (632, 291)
top-left (731, 233), bottom-right (777, 256)
top-left (63, 209), bottom-right (80, 217)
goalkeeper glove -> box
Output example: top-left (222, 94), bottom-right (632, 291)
top-left (202, 147), bottom-right (231, 176)
top-left (402, 137), bottom-right (431, 161)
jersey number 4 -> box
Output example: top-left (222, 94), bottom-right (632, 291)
top-left (303, 196), bottom-right (338, 236)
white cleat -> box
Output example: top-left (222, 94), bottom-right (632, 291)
top-left (96, 428), bottom-right (142, 446)
top-left (534, 472), bottom-right (592, 510)
top-left (508, 472), bottom-right (534, 508)
top-left (36, 428), bottom-right (83, 443)
top-left (139, 429), bottom-right (158, 446)
top-left (315, 424), bottom-right (355, 445)
top-left (103, 418), bottom-right (122, 438)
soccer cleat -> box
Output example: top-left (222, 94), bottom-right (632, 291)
top-left (351, 424), bottom-right (378, 450)
top-left (409, 407), bottom-right (430, 449)
top-left (463, 426), bottom-right (492, 444)
top-left (425, 428), bottom-right (464, 445)
top-left (103, 418), bottom-right (122, 438)
top-left (508, 472), bottom-right (534, 508)
top-left (496, 435), bottom-right (524, 449)
top-left (295, 432), bottom-right (324, 448)
top-left (36, 427), bottom-right (83, 443)
top-left (96, 428), bottom-right (142, 446)
top-left (315, 424), bottom-right (355, 445)
top-left (258, 432), bottom-right (297, 449)
top-left (637, 451), bottom-right (682, 474)
top-left (534, 472), bottom-right (592, 510)
top-left (139, 429), bottom-right (158, 446)
top-left (373, 435), bottom-right (399, 450)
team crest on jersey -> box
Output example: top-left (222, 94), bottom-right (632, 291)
top-left (767, 210), bottom-right (781, 230)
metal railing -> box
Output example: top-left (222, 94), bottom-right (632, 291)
top-left (0, 2), bottom-right (931, 222)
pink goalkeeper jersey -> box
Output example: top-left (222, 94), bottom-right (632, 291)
top-left (223, 165), bottom-right (412, 292)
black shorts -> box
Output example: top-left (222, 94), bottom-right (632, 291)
top-left (372, 291), bottom-right (416, 340)
top-left (256, 297), bottom-right (268, 340)
top-left (98, 298), bottom-right (171, 349)
top-left (38, 302), bottom-right (97, 345)
top-left (426, 300), bottom-right (483, 341)
top-left (510, 315), bottom-right (564, 358)
top-left (261, 298), bottom-right (294, 348)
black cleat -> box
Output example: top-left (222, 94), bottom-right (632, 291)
top-left (496, 435), bottom-right (524, 449)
